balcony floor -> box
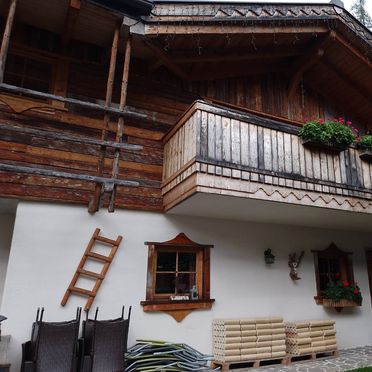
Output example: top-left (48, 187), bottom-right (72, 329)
top-left (167, 193), bottom-right (372, 233)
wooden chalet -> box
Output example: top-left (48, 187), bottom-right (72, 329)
top-left (0, 0), bottom-right (371, 370)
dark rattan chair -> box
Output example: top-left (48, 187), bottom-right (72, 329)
top-left (81, 306), bottom-right (131, 372)
top-left (21, 308), bottom-right (82, 372)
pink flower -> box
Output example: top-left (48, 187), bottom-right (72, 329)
top-left (319, 119), bottom-right (324, 123)
top-left (333, 119), bottom-right (338, 123)
top-left (346, 121), bottom-right (352, 125)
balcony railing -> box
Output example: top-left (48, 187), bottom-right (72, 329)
top-left (162, 101), bottom-right (372, 215)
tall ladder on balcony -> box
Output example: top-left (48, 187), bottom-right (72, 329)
top-left (61, 228), bottom-right (122, 311)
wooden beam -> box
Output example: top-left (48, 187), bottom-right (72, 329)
top-left (0, 163), bottom-right (139, 187)
top-left (0, 0), bottom-right (17, 83)
top-left (0, 122), bottom-right (142, 151)
top-left (108, 35), bottom-right (133, 212)
top-left (0, 83), bottom-right (146, 119)
top-left (61, 0), bottom-right (81, 51)
top-left (334, 33), bottom-right (372, 68)
top-left (172, 49), bottom-right (305, 64)
top-left (90, 25), bottom-right (120, 213)
top-left (288, 32), bottom-right (335, 100)
top-left (51, 59), bottom-right (70, 108)
top-left (190, 62), bottom-right (287, 81)
top-left (144, 41), bottom-right (189, 81)
top-left (319, 59), bottom-right (372, 102)
top-left (145, 24), bottom-right (329, 36)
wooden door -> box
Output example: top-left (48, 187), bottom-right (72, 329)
top-left (366, 249), bottom-right (372, 307)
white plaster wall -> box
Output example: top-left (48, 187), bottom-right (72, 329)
top-left (0, 214), bottom-right (15, 305)
top-left (2, 201), bottom-right (372, 371)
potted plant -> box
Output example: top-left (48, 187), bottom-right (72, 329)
top-left (322, 274), bottom-right (362, 312)
top-left (298, 118), bottom-right (357, 153)
top-left (356, 134), bottom-right (372, 162)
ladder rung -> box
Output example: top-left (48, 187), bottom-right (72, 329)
top-left (86, 252), bottom-right (112, 262)
top-left (78, 269), bottom-right (104, 280)
top-left (70, 287), bottom-right (95, 297)
top-left (95, 235), bottom-right (118, 246)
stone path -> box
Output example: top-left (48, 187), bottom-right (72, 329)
top-left (232, 346), bottom-right (372, 372)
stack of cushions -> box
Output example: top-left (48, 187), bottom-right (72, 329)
top-left (213, 317), bottom-right (286, 363)
top-left (285, 320), bottom-right (337, 355)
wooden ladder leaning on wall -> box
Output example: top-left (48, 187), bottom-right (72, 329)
top-left (89, 23), bottom-right (136, 214)
top-left (61, 228), bottom-right (123, 311)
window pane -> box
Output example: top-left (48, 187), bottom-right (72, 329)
top-left (319, 274), bottom-right (329, 291)
top-left (177, 273), bottom-right (196, 294)
top-left (178, 252), bottom-right (196, 272)
top-left (318, 258), bottom-right (328, 274)
top-left (329, 259), bottom-right (340, 274)
top-left (157, 252), bottom-right (176, 272)
top-left (155, 273), bottom-right (176, 294)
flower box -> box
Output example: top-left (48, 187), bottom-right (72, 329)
top-left (322, 298), bottom-right (362, 312)
top-left (359, 150), bottom-right (372, 162)
top-left (302, 140), bottom-right (348, 154)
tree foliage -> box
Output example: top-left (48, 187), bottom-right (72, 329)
top-left (351, 0), bottom-right (372, 29)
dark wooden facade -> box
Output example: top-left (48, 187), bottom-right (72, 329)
top-left (0, 0), bottom-right (371, 212)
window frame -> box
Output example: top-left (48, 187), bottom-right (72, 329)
top-left (152, 246), bottom-right (202, 299)
top-left (312, 243), bottom-right (354, 302)
top-left (141, 233), bottom-right (214, 322)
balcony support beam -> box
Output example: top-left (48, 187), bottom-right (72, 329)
top-left (0, 0), bottom-right (17, 83)
top-left (287, 31), bottom-right (335, 100)
top-left (144, 41), bottom-right (189, 81)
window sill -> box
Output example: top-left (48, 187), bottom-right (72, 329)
top-left (141, 299), bottom-right (215, 322)
top-left (314, 296), bottom-right (362, 312)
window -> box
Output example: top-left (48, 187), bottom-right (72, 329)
top-left (141, 233), bottom-right (214, 322)
top-left (4, 54), bottom-right (52, 93)
top-left (155, 250), bottom-right (199, 297)
top-left (313, 243), bottom-right (354, 301)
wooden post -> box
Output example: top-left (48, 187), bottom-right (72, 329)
top-left (89, 25), bottom-right (120, 213)
top-left (108, 35), bottom-right (132, 213)
top-left (0, 0), bottom-right (17, 83)
top-left (51, 59), bottom-right (70, 108)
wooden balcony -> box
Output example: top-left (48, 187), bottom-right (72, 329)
top-left (162, 101), bottom-right (372, 230)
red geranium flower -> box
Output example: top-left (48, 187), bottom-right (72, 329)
top-left (342, 280), bottom-right (349, 287)
top-left (334, 273), bottom-right (340, 278)
top-left (354, 288), bottom-right (359, 295)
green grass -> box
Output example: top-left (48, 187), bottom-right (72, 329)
top-left (347, 368), bottom-right (372, 372)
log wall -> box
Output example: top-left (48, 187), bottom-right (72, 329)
top-left (0, 47), bottom-right (353, 212)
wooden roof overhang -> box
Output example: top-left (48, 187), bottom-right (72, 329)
top-left (134, 2), bottom-right (372, 126)
top-left (0, 0), bottom-right (123, 48)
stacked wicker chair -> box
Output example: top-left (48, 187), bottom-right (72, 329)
top-left (80, 307), bottom-right (131, 372)
top-left (285, 320), bottom-right (337, 356)
top-left (20, 307), bottom-right (131, 372)
top-left (21, 308), bottom-right (82, 372)
top-left (213, 317), bottom-right (286, 365)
